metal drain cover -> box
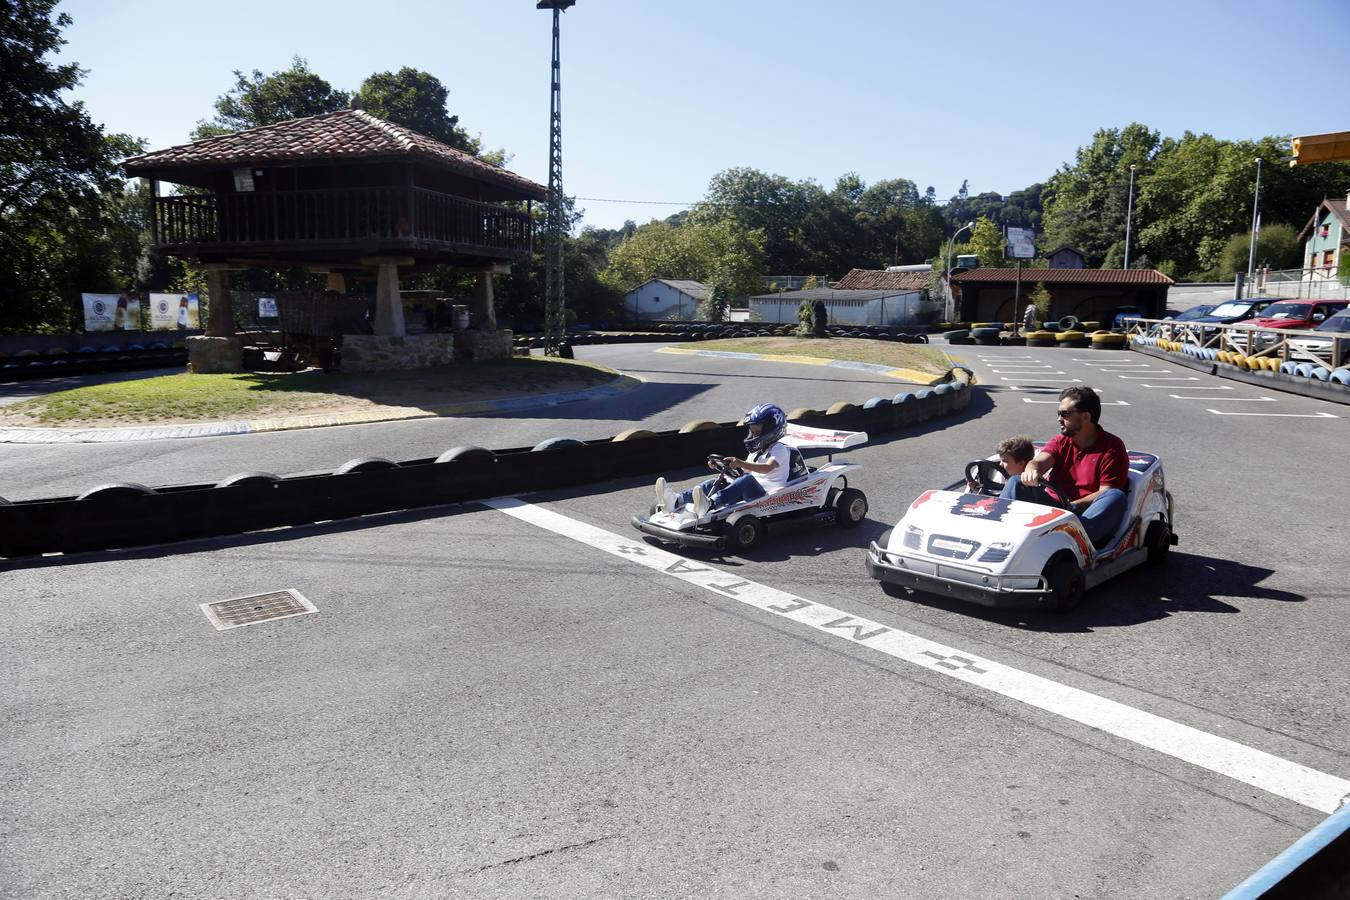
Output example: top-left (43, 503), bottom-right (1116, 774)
top-left (200, 589), bottom-right (316, 631)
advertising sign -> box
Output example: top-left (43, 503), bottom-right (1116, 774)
top-left (258, 297), bottom-right (278, 318)
top-left (82, 293), bottom-right (140, 331)
top-left (1005, 227), bottom-right (1036, 260)
top-left (149, 292), bottom-right (200, 329)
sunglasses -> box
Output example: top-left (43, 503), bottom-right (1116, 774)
top-left (1056, 409), bottom-right (1080, 419)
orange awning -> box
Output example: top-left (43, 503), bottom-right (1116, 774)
top-left (1290, 131), bottom-right (1350, 166)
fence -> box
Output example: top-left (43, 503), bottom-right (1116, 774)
top-left (1124, 317), bottom-right (1348, 370)
top-left (1246, 267), bottom-right (1350, 301)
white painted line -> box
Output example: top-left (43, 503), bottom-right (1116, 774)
top-left (1207, 410), bottom-right (1339, 419)
top-left (1004, 386), bottom-right (1106, 393)
top-left (1140, 384), bottom-right (1231, 390)
top-left (486, 498), bottom-right (1350, 814)
top-left (993, 370), bottom-right (1066, 375)
top-left (1169, 395), bottom-right (1277, 402)
top-left (1000, 377), bottom-right (1082, 383)
top-left (1118, 376), bottom-right (1199, 381)
top-left (1097, 367), bottom-right (1166, 372)
top-left (978, 356), bottom-right (1038, 360)
top-left (1025, 398), bottom-right (1130, 405)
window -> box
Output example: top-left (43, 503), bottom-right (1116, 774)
top-left (1320, 223), bottom-right (1330, 238)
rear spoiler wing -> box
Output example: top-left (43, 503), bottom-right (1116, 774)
top-left (781, 423), bottom-right (867, 451)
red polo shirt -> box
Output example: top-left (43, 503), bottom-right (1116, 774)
top-left (1044, 429), bottom-right (1129, 501)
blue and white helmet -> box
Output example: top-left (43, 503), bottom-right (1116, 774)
top-left (743, 403), bottom-right (787, 455)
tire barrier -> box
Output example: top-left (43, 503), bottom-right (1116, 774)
top-left (215, 472), bottom-right (281, 488)
top-left (1055, 330), bottom-right (1088, 348)
top-left (0, 345), bottom-right (188, 381)
top-left (612, 428), bottom-right (658, 441)
top-left (970, 327), bottom-right (1001, 346)
top-left (826, 401), bottom-right (859, 415)
top-left (1136, 339), bottom-right (1350, 405)
top-left (0, 382), bottom-right (972, 558)
top-left (943, 329), bottom-right (971, 345)
top-left (677, 419), bottom-right (719, 433)
top-left (862, 397), bottom-right (891, 409)
top-left (1025, 330), bottom-right (1055, 347)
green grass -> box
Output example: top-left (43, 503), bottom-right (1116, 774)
top-left (0, 357), bottom-right (617, 425)
top-left (695, 336), bottom-right (953, 375)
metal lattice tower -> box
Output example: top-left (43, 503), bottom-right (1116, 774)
top-left (539, 1), bottom-right (575, 356)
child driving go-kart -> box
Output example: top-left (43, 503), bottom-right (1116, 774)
top-left (657, 403), bottom-right (791, 517)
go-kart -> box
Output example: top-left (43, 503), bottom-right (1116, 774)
top-left (630, 423), bottom-right (869, 554)
top-left (865, 444), bottom-right (1177, 611)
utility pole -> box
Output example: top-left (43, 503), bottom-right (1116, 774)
top-left (1246, 157), bottom-right (1263, 284)
top-left (539, 1), bottom-right (576, 357)
top-left (1124, 163), bottom-right (1137, 269)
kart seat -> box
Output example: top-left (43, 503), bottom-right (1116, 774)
top-left (786, 447), bottom-right (810, 483)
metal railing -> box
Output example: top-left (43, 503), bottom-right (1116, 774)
top-left (1124, 317), bottom-right (1348, 370)
top-left (153, 188), bottom-right (533, 257)
top-left (1245, 267), bottom-right (1350, 300)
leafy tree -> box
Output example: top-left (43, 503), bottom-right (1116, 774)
top-left (603, 218), bottom-right (766, 303)
top-left (354, 67), bottom-right (479, 154)
top-left (0, 0), bottom-right (144, 332)
top-left (1211, 223), bottom-right (1302, 281)
top-left (1027, 283), bottom-right (1053, 324)
top-left (192, 57), bottom-right (347, 138)
top-left (966, 217), bottom-right (1008, 267)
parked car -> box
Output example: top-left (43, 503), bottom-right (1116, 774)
top-left (1109, 306), bottom-right (1144, 332)
top-left (1156, 303), bottom-right (1215, 339)
top-left (1184, 298), bottom-right (1277, 342)
top-left (1288, 309), bottom-right (1350, 362)
top-left (1246, 299), bottom-right (1348, 336)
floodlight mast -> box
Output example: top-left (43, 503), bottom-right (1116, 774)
top-left (539, 0), bottom-right (576, 356)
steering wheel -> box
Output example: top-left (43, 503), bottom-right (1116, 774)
top-left (964, 459), bottom-right (1009, 495)
top-left (707, 454), bottom-right (744, 480)
top-left (1038, 478), bottom-right (1072, 509)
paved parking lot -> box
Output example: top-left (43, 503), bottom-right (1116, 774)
top-left (2, 342), bottom-right (1347, 897)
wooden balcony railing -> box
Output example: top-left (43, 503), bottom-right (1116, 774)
top-left (152, 188), bottom-right (533, 257)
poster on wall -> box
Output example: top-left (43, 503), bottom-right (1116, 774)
top-left (257, 297), bottom-right (278, 318)
top-left (82, 293), bottom-right (140, 331)
top-left (150, 292), bottom-right (200, 329)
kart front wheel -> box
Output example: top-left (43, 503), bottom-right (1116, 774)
top-left (1145, 520), bottom-right (1172, 566)
top-left (723, 514), bottom-right (763, 553)
top-left (834, 488), bottom-right (868, 528)
top-left (1043, 555), bottom-right (1086, 613)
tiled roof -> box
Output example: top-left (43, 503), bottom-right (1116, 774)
top-left (749, 288), bottom-right (923, 301)
top-left (951, 267), bottom-right (1174, 286)
top-left (123, 109), bottom-right (547, 200)
top-left (834, 269), bottom-right (932, 291)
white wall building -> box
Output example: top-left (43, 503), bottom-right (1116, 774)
top-left (624, 279), bottom-right (710, 321)
top-left (748, 289), bottom-right (937, 326)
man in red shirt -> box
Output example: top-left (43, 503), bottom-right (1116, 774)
top-left (999, 386), bottom-right (1129, 547)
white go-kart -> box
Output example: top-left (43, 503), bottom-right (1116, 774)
top-left (631, 423), bottom-right (869, 554)
top-left (865, 445), bottom-right (1177, 611)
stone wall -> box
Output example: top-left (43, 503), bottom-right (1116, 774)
top-left (187, 336), bottom-right (244, 373)
top-left (453, 329), bottom-right (514, 363)
top-left (340, 334), bottom-right (455, 372)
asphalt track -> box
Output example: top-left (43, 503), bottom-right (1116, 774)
top-left (2, 342), bottom-right (1347, 898)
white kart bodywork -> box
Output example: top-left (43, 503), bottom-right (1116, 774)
top-left (866, 449), bottom-right (1175, 609)
top-left (631, 423), bottom-right (868, 551)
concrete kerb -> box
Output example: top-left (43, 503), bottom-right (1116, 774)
top-left (656, 346), bottom-right (956, 387)
top-left (0, 375), bottom-right (646, 444)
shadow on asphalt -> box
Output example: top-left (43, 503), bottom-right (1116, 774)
top-left (0, 504), bottom-right (478, 572)
top-left (467, 378), bottom-right (716, 422)
top-left (883, 551), bottom-right (1304, 632)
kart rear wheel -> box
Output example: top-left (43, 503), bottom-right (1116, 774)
top-left (834, 488), bottom-right (867, 528)
top-left (1043, 555), bottom-right (1085, 613)
top-left (723, 514), bottom-right (762, 553)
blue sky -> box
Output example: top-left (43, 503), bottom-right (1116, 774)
top-left (58, 0), bottom-right (1350, 232)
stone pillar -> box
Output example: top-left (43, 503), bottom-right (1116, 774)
top-left (204, 264), bottom-right (234, 337)
top-left (473, 270), bottom-right (498, 331)
top-left (372, 261), bottom-right (405, 337)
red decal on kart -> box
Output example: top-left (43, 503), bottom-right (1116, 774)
top-left (952, 496), bottom-right (1013, 521)
top-left (910, 490), bottom-right (936, 510)
top-left (1050, 522), bottom-right (1093, 564)
top-left (746, 483), bottom-right (822, 512)
top-left (1025, 509), bottom-right (1067, 528)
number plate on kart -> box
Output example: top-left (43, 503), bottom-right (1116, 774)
top-left (927, 535), bottom-right (979, 559)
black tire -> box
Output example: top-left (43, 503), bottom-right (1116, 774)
top-left (435, 446), bottom-right (495, 463)
top-left (76, 483), bottom-right (156, 501)
top-left (723, 514), bottom-right (763, 553)
top-left (1042, 554), bottom-right (1086, 613)
top-left (531, 437), bottom-right (585, 452)
top-left (1145, 520), bottom-right (1172, 566)
top-left (834, 487), bottom-right (868, 528)
top-left (334, 457), bottom-right (397, 475)
top-left (215, 471), bottom-right (280, 488)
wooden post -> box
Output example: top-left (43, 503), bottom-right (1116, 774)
top-left (204, 264), bottom-right (234, 337)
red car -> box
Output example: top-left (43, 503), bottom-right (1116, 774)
top-left (1240, 300), bottom-right (1350, 347)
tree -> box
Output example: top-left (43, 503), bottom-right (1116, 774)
top-left (603, 218), bottom-right (766, 304)
top-left (1212, 223), bottom-right (1302, 281)
top-left (966, 217), bottom-right (1008, 267)
top-left (192, 57), bottom-right (348, 138)
top-left (354, 67), bottom-right (479, 154)
top-left (0, 0), bottom-right (144, 332)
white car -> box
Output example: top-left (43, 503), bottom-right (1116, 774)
top-left (631, 423), bottom-right (868, 554)
top-left (865, 447), bottom-right (1176, 611)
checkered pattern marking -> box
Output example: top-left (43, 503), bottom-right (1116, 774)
top-left (921, 650), bottom-right (987, 674)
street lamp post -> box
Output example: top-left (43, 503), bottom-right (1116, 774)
top-left (1124, 163), bottom-right (1137, 269)
top-left (944, 221), bottom-right (974, 323)
top-left (1246, 157), bottom-right (1263, 286)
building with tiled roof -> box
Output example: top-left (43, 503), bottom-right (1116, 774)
top-left (950, 267), bottom-right (1173, 323)
top-left (624, 279), bottom-right (710, 321)
top-left (834, 268), bottom-right (932, 292)
top-left (1297, 195), bottom-right (1350, 279)
top-left (122, 108), bottom-right (548, 364)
